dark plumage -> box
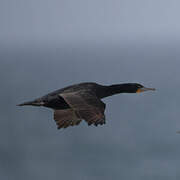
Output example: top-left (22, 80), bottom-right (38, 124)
top-left (18, 82), bottom-right (155, 129)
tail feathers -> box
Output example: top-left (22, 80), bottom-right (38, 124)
top-left (17, 100), bottom-right (44, 106)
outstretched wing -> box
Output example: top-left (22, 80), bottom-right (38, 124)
top-left (59, 90), bottom-right (106, 127)
top-left (54, 109), bottom-right (82, 129)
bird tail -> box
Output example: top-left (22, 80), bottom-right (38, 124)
top-left (17, 99), bottom-right (44, 107)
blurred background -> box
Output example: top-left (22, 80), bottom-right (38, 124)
top-left (1, 0), bottom-right (180, 179)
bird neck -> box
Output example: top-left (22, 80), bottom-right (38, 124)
top-left (97, 84), bottom-right (133, 98)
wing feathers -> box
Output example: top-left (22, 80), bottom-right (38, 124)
top-left (53, 90), bottom-right (106, 129)
top-left (54, 109), bottom-right (82, 129)
top-left (60, 91), bottom-right (106, 127)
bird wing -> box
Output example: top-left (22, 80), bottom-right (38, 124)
top-left (54, 109), bottom-right (82, 129)
top-left (59, 90), bottom-right (106, 127)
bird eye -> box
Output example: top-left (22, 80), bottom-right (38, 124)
top-left (137, 84), bottom-right (143, 88)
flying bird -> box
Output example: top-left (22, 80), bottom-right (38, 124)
top-left (18, 82), bottom-right (155, 129)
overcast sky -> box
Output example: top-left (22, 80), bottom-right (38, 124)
top-left (1, 0), bottom-right (180, 45)
top-left (1, 1), bottom-right (180, 180)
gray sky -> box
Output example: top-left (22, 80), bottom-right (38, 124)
top-left (1, 44), bottom-right (180, 180)
top-left (1, 0), bottom-right (180, 45)
top-left (1, 1), bottom-right (180, 180)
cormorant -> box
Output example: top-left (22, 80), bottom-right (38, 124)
top-left (18, 82), bottom-right (155, 129)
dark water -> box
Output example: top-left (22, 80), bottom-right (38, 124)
top-left (1, 42), bottom-right (180, 180)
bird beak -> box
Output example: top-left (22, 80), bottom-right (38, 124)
top-left (136, 87), bottom-right (156, 93)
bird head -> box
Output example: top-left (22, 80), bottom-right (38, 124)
top-left (133, 83), bottom-right (156, 93)
top-left (120, 83), bottom-right (155, 93)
